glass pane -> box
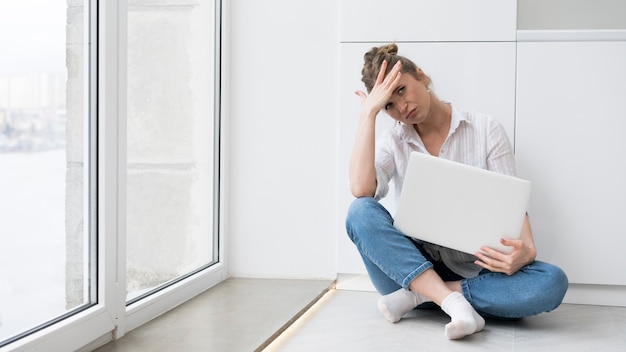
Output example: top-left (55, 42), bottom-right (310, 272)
top-left (0, 0), bottom-right (93, 345)
top-left (126, 0), bottom-right (217, 302)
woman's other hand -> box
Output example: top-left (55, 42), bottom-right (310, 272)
top-left (474, 215), bottom-right (537, 275)
top-left (474, 238), bottom-right (536, 276)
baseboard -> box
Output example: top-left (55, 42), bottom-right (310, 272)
top-left (337, 273), bottom-right (626, 307)
top-left (563, 284), bottom-right (626, 307)
top-left (336, 273), bottom-right (375, 292)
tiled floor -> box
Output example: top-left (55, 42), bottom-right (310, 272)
top-left (266, 289), bottom-right (626, 352)
top-left (96, 278), bottom-right (626, 352)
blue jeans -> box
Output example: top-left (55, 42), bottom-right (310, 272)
top-left (345, 197), bottom-right (569, 319)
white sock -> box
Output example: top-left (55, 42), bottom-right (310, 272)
top-left (440, 292), bottom-right (485, 340)
top-left (377, 288), bottom-right (430, 323)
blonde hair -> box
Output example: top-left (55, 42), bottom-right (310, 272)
top-left (361, 43), bottom-right (425, 93)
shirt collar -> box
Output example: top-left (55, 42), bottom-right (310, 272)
top-left (448, 103), bottom-right (468, 138)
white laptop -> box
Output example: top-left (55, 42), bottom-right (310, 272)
top-left (393, 152), bottom-right (531, 255)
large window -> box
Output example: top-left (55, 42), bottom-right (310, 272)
top-left (0, 0), bottom-right (95, 346)
top-left (0, 1), bottom-right (223, 350)
top-left (125, 0), bottom-right (219, 304)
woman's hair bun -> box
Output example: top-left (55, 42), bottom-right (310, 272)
top-left (363, 43), bottom-right (398, 65)
top-left (378, 43), bottom-right (398, 56)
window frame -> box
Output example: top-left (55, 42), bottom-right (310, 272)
top-left (4, 0), bottom-right (226, 350)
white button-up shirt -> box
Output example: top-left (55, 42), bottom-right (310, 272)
top-left (374, 103), bottom-right (517, 278)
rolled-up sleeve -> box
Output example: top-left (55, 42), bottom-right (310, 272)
top-left (373, 131), bottom-right (397, 200)
top-left (373, 165), bottom-right (389, 200)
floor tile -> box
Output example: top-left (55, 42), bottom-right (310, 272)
top-left (265, 290), bottom-right (626, 352)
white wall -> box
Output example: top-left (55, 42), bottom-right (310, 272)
top-left (227, 0), bottom-right (338, 279)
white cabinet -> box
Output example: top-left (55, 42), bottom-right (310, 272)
top-left (340, 0), bottom-right (516, 42)
top-left (516, 40), bottom-right (626, 285)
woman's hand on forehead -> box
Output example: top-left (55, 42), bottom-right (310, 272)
top-left (355, 60), bottom-right (403, 115)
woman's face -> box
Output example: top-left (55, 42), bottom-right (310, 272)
top-left (382, 69), bottom-right (431, 125)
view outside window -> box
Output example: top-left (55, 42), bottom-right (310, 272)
top-left (125, 0), bottom-right (218, 302)
top-left (0, 0), bottom-right (220, 347)
top-left (0, 0), bottom-right (93, 345)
